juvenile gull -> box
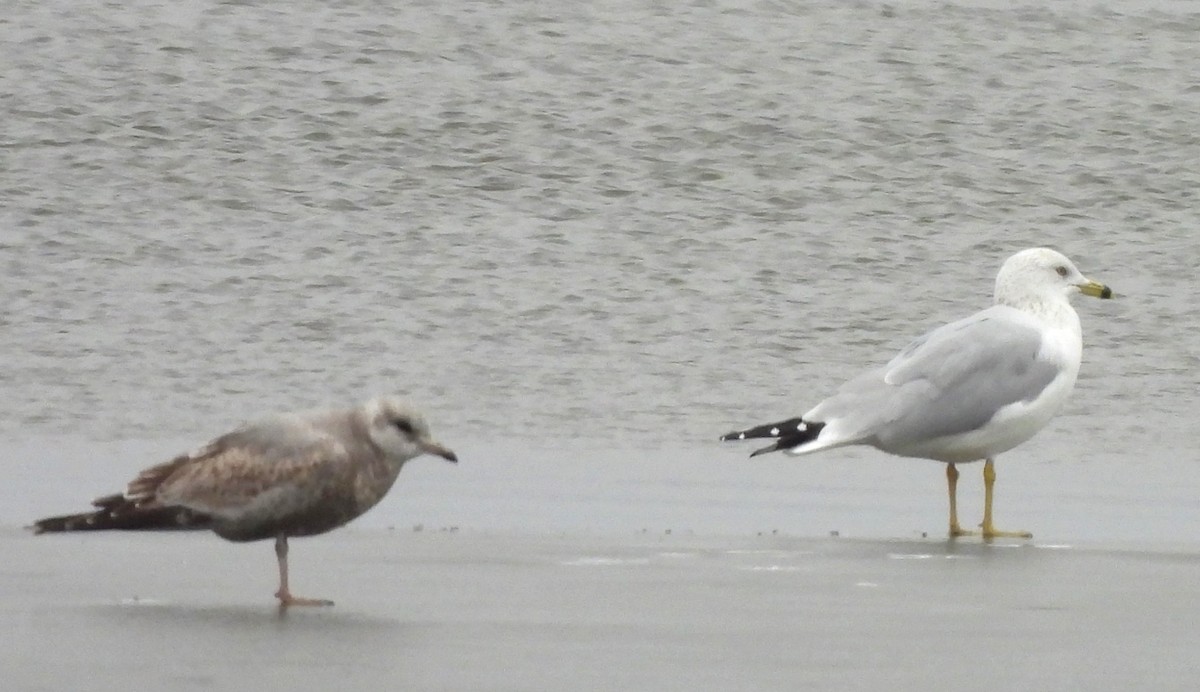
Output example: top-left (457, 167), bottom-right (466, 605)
top-left (32, 395), bottom-right (457, 607)
top-left (721, 248), bottom-right (1112, 539)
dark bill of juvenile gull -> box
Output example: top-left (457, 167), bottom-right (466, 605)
top-left (721, 247), bottom-right (1113, 540)
top-left (31, 395), bottom-right (457, 607)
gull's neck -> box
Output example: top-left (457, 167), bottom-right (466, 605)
top-left (996, 291), bottom-right (1081, 336)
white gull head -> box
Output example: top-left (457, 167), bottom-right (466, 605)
top-left (993, 247), bottom-right (1112, 314)
top-left (362, 396), bottom-right (457, 465)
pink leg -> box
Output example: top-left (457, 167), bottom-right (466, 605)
top-left (274, 535), bottom-right (334, 607)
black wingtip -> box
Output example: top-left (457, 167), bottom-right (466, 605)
top-left (30, 504), bottom-right (213, 533)
top-left (721, 417), bottom-right (808, 442)
top-left (722, 418), bottom-right (825, 457)
top-left (749, 442), bottom-right (780, 458)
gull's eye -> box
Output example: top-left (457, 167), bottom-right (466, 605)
top-left (393, 418), bottom-right (415, 435)
top-left (1055, 265), bottom-right (1069, 278)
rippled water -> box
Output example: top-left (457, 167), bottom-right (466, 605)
top-left (2, 0), bottom-right (1198, 497)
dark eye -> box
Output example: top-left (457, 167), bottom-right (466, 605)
top-left (1055, 265), bottom-right (1069, 278)
top-left (393, 418), bottom-right (415, 435)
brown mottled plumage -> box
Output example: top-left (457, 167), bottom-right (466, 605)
top-left (32, 396), bottom-right (457, 607)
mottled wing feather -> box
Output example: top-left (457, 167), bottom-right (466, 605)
top-left (126, 457), bottom-right (192, 503)
top-left (32, 410), bottom-right (367, 537)
top-left (156, 424), bottom-right (350, 516)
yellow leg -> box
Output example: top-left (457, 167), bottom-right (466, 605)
top-left (980, 459), bottom-right (1032, 540)
top-left (946, 463), bottom-right (976, 538)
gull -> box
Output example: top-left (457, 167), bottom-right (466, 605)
top-left (721, 248), bottom-right (1112, 539)
top-left (32, 395), bottom-right (457, 607)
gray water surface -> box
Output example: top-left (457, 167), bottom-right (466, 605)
top-left (3, 0), bottom-right (1199, 537)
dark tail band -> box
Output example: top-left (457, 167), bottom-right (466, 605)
top-left (720, 417), bottom-right (825, 457)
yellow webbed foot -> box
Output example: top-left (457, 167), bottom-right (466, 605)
top-left (948, 524), bottom-right (978, 539)
top-left (981, 524), bottom-right (1033, 540)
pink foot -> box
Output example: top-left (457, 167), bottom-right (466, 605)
top-left (276, 590), bottom-right (334, 607)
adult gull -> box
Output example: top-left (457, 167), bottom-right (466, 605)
top-left (721, 248), bottom-right (1112, 539)
top-left (32, 395), bottom-right (457, 607)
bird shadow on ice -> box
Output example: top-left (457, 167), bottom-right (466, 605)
top-left (818, 534), bottom-right (1054, 561)
top-left (81, 599), bottom-right (406, 631)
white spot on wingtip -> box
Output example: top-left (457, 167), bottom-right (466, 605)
top-left (797, 422), bottom-right (807, 432)
top-left (769, 427), bottom-right (779, 436)
top-left (737, 433), bottom-right (745, 439)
